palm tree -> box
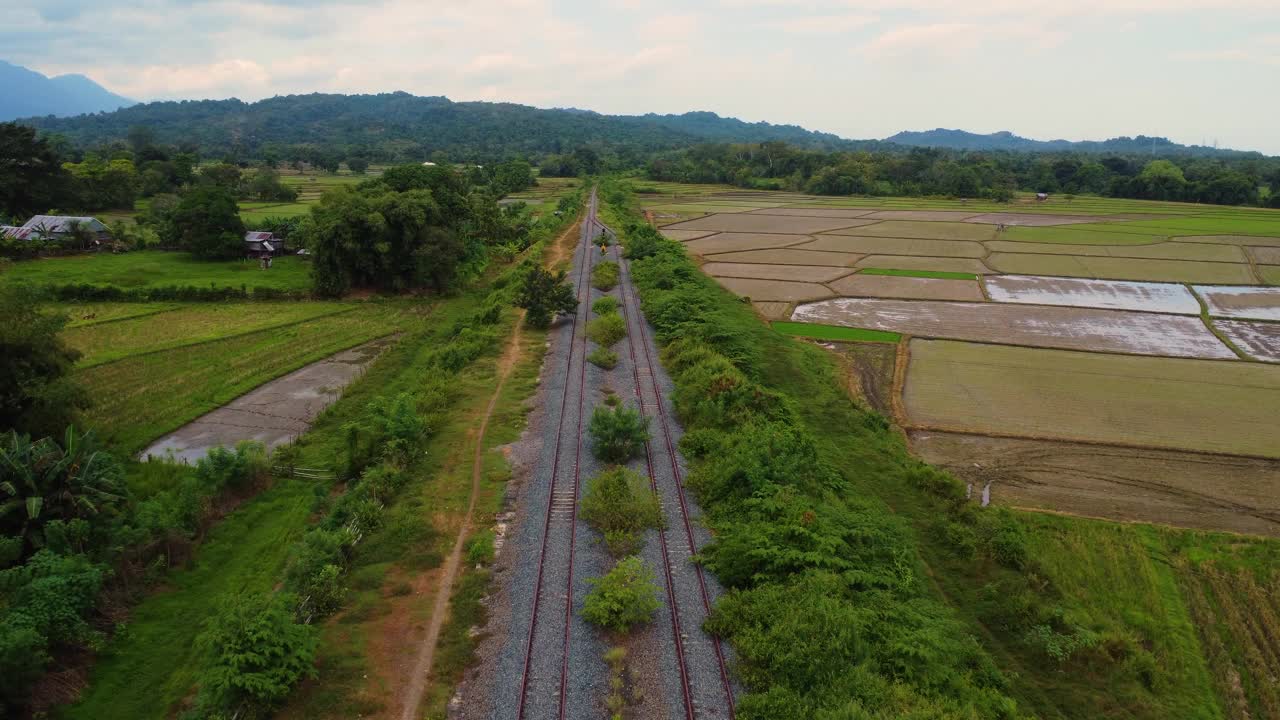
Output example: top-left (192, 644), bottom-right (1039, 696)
top-left (0, 427), bottom-right (126, 556)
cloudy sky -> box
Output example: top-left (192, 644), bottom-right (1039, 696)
top-left (5, 0), bottom-right (1279, 153)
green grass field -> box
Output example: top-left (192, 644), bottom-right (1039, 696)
top-left (859, 267), bottom-right (979, 280)
top-left (771, 320), bottom-right (901, 343)
top-left (2, 251), bottom-right (312, 291)
top-left (64, 302), bottom-right (355, 367)
top-left (78, 304), bottom-right (413, 453)
top-left (56, 302), bottom-right (179, 327)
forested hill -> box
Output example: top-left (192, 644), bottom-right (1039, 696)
top-left (885, 128), bottom-right (1257, 157)
top-left (20, 92), bottom-right (863, 160)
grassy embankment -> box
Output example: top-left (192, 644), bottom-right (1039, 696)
top-left (60, 249), bottom-right (544, 719)
top-left (605, 180), bottom-right (1280, 720)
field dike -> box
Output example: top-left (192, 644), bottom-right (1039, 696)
top-left (605, 179), bottom-right (1278, 720)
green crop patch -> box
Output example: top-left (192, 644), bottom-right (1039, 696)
top-left (772, 320), bottom-right (901, 343)
top-left (1, 250), bottom-right (312, 292)
top-left (859, 267), bottom-right (979, 281)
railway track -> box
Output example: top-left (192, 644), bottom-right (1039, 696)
top-left (604, 213), bottom-right (738, 719)
top-left (515, 191), bottom-right (598, 720)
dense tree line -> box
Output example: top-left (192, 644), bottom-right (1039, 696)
top-left (644, 142), bottom-right (1280, 206)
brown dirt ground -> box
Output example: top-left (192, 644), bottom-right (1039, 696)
top-left (828, 274), bottom-right (984, 301)
top-left (701, 248), bottom-right (863, 266)
top-left (834, 220), bottom-right (997, 241)
top-left (792, 299), bottom-right (1237, 358)
top-left (799, 235), bottom-right (987, 258)
top-left (862, 210), bottom-right (981, 222)
top-left (701, 261), bottom-right (853, 283)
top-left (1176, 235), bottom-right (1280, 247)
top-left (840, 342), bottom-right (897, 415)
top-left (660, 229), bottom-right (716, 242)
top-left (1251, 246), bottom-right (1280, 264)
top-left (985, 239), bottom-right (1246, 263)
top-left (855, 255), bottom-right (996, 274)
top-left (1214, 320), bottom-right (1280, 362)
top-left (713, 276), bottom-right (835, 302)
top-left (961, 212), bottom-right (1102, 226)
top-left (684, 232), bottom-right (812, 255)
top-left (910, 430), bottom-right (1280, 537)
top-left (752, 301), bottom-right (793, 320)
top-left (745, 207), bottom-right (876, 218)
top-left (986, 252), bottom-right (1257, 284)
top-left (663, 213), bottom-right (878, 235)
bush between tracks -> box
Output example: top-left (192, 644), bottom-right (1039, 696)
top-left (581, 556), bottom-right (661, 633)
top-left (587, 347), bottom-right (619, 370)
top-left (580, 467), bottom-right (664, 556)
top-left (591, 261), bottom-right (620, 291)
top-left (586, 312), bottom-right (626, 347)
top-left (588, 405), bottom-right (650, 463)
top-left (592, 295), bottom-right (619, 315)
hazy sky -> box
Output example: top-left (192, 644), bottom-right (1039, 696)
top-left (5, 0), bottom-right (1279, 153)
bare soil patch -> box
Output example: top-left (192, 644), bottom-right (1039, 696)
top-left (702, 248), bottom-right (863, 266)
top-left (855, 255), bottom-right (995, 275)
top-left (910, 431), bottom-right (1280, 537)
top-left (1214, 320), bottom-right (1280, 362)
top-left (1176, 234), bottom-right (1280, 247)
top-left (1193, 285), bottom-right (1280, 321)
top-left (684, 232), bottom-right (810, 255)
top-left (962, 212), bottom-right (1101, 227)
top-left (841, 342), bottom-right (897, 415)
top-left (746, 207), bottom-right (876, 219)
top-left (664, 213), bottom-right (877, 234)
top-left (1251, 246), bottom-right (1280, 264)
top-left (829, 220), bottom-right (996, 241)
top-left (984, 275), bottom-right (1201, 314)
top-left (800, 235), bottom-right (986, 258)
top-left (829, 274), bottom-right (983, 301)
top-left (986, 239), bottom-right (1246, 263)
top-left (987, 252), bottom-right (1257, 284)
top-left (752, 301), bottom-right (792, 320)
top-left (660, 229), bottom-right (716, 242)
top-left (701, 262), bottom-right (852, 283)
top-left (902, 339), bottom-right (1278, 457)
top-left (714, 276), bottom-right (834, 302)
top-left (862, 210), bottom-right (981, 222)
top-left (792, 298), bottom-right (1236, 358)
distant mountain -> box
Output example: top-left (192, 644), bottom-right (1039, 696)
top-left (0, 60), bottom-right (135, 121)
top-left (18, 92), bottom-right (862, 159)
top-left (883, 128), bottom-right (1254, 157)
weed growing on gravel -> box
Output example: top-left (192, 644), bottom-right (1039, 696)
top-left (588, 405), bottom-right (650, 463)
top-left (587, 347), bottom-right (619, 370)
top-left (592, 261), bottom-right (620, 291)
top-left (582, 556), bottom-right (661, 632)
top-left (580, 467), bottom-right (664, 556)
top-left (587, 313), bottom-right (627, 347)
top-left (593, 295), bottom-right (619, 314)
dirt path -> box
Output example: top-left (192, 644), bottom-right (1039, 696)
top-left (397, 320), bottom-right (526, 720)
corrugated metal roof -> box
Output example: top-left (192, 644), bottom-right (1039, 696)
top-left (20, 215), bottom-right (108, 233)
top-left (2, 226), bottom-right (33, 240)
top-left (244, 231), bottom-right (274, 242)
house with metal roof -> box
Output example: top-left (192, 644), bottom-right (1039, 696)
top-left (244, 230), bottom-right (288, 259)
top-left (20, 215), bottom-right (111, 240)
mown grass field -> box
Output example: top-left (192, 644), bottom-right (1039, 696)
top-left (63, 301), bottom-right (355, 366)
top-left (2, 250), bottom-right (312, 291)
top-left (77, 304), bottom-right (413, 453)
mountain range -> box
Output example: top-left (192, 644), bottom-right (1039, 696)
top-left (0, 60), bottom-right (135, 121)
top-left (2, 60), bottom-right (1260, 158)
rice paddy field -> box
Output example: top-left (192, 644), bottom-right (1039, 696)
top-left (1, 250), bottom-right (313, 291)
top-left (66, 300), bottom-right (416, 453)
top-left (631, 181), bottom-right (1280, 537)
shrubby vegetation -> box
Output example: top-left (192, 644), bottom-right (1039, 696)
top-left (591, 260), bottom-right (620, 291)
top-left (591, 295), bottom-right (618, 314)
top-left (580, 467), bottom-right (663, 556)
top-left (581, 556), bottom-right (661, 632)
top-left (586, 347), bottom-right (618, 370)
top-left (0, 287), bottom-right (89, 438)
top-left (586, 313), bottom-right (626, 347)
top-left (588, 406), bottom-right (650, 464)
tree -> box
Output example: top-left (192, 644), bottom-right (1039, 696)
top-left (167, 184), bottom-right (246, 259)
top-left (515, 265), bottom-right (577, 328)
top-left (198, 162), bottom-right (242, 192)
top-left (0, 428), bottom-right (126, 558)
top-left (0, 123), bottom-right (70, 218)
top-left (588, 406), bottom-right (650, 463)
top-left (194, 592), bottom-right (317, 715)
top-left (0, 288), bottom-right (88, 438)
top-left (581, 556), bottom-right (661, 632)
top-left (346, 157), bottom-right (370, 174)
